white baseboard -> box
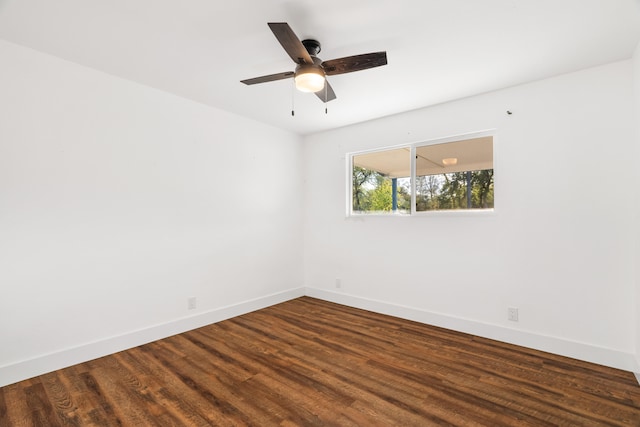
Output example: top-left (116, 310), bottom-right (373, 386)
top-left (0, 287), bottom-right (305, 388)
top-left (305, 287), bottom-right (640, 374)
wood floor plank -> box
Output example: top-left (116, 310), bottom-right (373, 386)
top-left (63, 365), bottom-right (122, 427)
top-left (2, 296), bottom-right (640, 426)
top-left (134, 344), bottom-right (254, 426)
top-left (39, 371), bottom-right (82, 426)
top-left (2, 382), bottom-right (36, 427)
top-left (24, 382), bottom-right (61, 427)
top-left (114, 349), bottom-right (212, 426)
top-left (0, 383), bottom-right (6, 426)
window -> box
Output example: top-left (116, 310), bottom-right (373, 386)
top-left (350, 134), bottom-right (494, 215)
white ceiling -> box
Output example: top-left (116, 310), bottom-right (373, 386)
top-left (1, 0), bottom-right (639, 135)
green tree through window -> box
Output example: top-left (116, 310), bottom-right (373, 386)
top-left (415, 170), bottom-right (493, 211)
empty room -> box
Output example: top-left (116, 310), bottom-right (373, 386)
top-left (2, 0), bottom-right (640, 425)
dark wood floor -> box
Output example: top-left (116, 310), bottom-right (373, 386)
top-left (1, 297), bottom-right (640, 426)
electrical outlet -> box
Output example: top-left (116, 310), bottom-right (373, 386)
top-left (335, 278), bottom-right (342, 288)
top-left (508, 307), bottom-right (519, 322)
top-left (188, 297), bottom-right (197, 310)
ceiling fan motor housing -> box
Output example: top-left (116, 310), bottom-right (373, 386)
top-left (296, 40), bottom-right (325, 89)
top-left (301, 39), bottom-right (321, 56)
top-left (295, 56), bottom-right (325, 76)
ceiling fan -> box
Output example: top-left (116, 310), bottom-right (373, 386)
top-left (241, 22), bottom-right (387, 103)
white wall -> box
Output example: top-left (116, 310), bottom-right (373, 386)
top-left (0, 40), bottom-right (304, 386)
top-left (303, 60), bottom-right (638, 371)
top-left (634, 41), bottom-right (640, 372)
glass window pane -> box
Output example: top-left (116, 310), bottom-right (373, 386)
top-left (415, 136), bottom-right (493, 211)
top-left (352, 148), bottom-right (411, 214)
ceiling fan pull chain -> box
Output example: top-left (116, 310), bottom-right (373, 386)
top-left (324, 83), bottom-right (328, 114)
top-left (291, 79), bottom-right (295, 116)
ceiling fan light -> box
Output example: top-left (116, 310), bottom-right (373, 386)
top-left (295, 69), bottom-right (325, 93)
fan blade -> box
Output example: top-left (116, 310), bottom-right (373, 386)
top-left (268, 22), bottom-right (313, 65)
top-left (322, 52), bottom-right (387, 76)
top-left (314, 80), bottom-right (337, 103)
top-left (241, 71), bottom-right (294, 85)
